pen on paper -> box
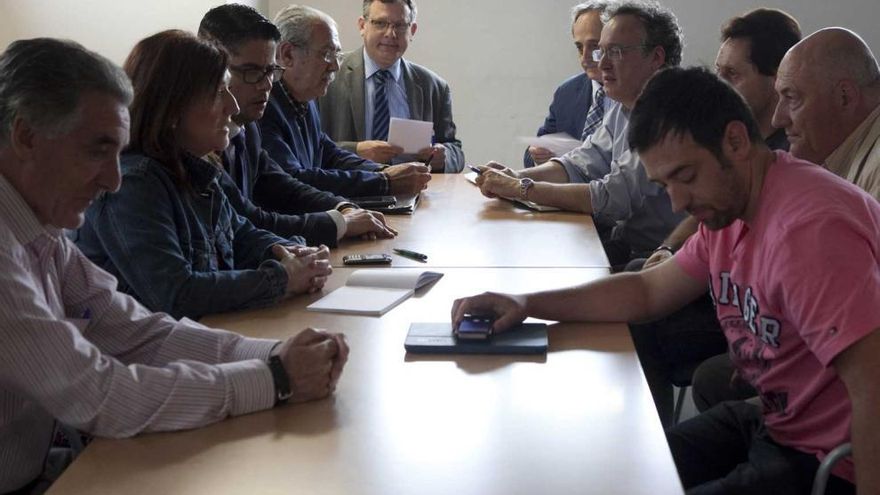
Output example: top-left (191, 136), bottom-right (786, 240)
top-left (393, 248), bottom-right (428, 262)
top-left (468, 165), bottom-right (483, 175)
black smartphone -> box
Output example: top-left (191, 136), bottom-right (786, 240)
top-left (350, 196), bottom-right (397, 208)
top-left (342, 253), bottom-right (393, 265)
top-left (454, 314), bottom-right (494, 340)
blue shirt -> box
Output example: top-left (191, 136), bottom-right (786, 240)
top-left (555, 101), bottom-right (686, 254)
top-left (363, 49), bottom-right (411, 140)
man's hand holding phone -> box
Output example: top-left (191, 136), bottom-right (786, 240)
top-left (451, 292), bottom-right (529, 335)
top-left (454, 314), bottom-right (495, 340)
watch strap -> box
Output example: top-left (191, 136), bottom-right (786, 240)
top-left (267, 354), bottom-right (292, 406)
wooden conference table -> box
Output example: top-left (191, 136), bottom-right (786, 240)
top-left (48, 175), bottom-right (684, 494)
top-left (329, 174), bottom-right (609, 268)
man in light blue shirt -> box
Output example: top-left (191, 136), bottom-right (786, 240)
top-left (476, 2), bottom-right (686, 265)
top-left (362, 49), bottom-right (410, 140)
top-left (319, 0), bottom-right (464, 173)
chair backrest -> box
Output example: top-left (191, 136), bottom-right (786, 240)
top-left (810, 443), bottom-right (853, 495)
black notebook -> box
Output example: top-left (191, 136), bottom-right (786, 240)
top-left (404, 322), bottom-right (548, 355)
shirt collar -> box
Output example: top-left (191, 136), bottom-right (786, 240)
top-left (363, 48), bottom-right (403, 82)
top-left (228, 122), bottom-right (244, 141)
top-left (182, 153), bottom-right (221, 192)
top-left (274, 81), bottom-right (310, 118)
top-left (825, 103), bottom-right (880, 175)
top-left (0, 173), bottom-right (61, 245)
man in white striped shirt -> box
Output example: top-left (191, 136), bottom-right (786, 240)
top-left (0, 38), bottom-right (349, 494)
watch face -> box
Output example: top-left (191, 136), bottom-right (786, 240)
top-left (520, 177), bottom-right (535, 199)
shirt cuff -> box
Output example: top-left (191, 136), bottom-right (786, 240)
top-left (230, 337), bottom-right (281, 362)
top-left (588, 179), bottom-right (608, 215)
top-left (221, 359), bottom-right (276, 416)
top-left (556, 157), bottom-right (588, 184)
top-left (327, 209), bottom-right (347, 240)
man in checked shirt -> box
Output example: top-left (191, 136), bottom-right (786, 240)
top-left (0, 38), bottom-right (349, 494)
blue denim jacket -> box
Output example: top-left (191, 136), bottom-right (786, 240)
top-left (76, 151), bottom-right (291, 320)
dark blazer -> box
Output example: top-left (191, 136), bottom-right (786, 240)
top-left (219, 122), bottom-right (346, 247)
top-left (260, 83), bottom-right (390, 197)
top-left (319, 49), bottom-right (464, 173)
top-left (523, 73), bottom-right (593, 168)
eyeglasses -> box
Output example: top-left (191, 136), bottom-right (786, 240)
top-left (367, 18), bottom-right (412, 34)
top-left (299, 46), bottom-right (344, 65)
top-left (591, 44), bottom-right (650, 62)
top-left (229, 64), bottom-right (286, 84)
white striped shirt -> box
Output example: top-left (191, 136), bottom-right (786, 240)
top-left (0, 174), bottom-right (278, 493)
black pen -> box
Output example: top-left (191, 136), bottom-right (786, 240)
top-left (393, 248), bottom-right (428, 261)
top-left (468, 165), bottom-right (483, 175)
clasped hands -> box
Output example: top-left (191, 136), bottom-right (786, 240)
top-left (340, 206), bottom-right (397, 241)
top-left (277, 328), bottom-right (350, 403)
top-left (272, 244), bottom-right (332, 296)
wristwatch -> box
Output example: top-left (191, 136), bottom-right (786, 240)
top-left (519, 177), bottom-right (535, 200)
top-left (267, 354), bottom-right (292, 406)
top-left (654, 244), bottom-right (675, 255)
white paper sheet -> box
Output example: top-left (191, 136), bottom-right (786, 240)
top-left (388, 117), bottom-right (434, 154)
top-left (517, 132), bottom-right (583, 157)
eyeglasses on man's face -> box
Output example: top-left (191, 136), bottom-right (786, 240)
top-left (367, 18), bottom-right (411, 35)
top-left (591, 44), bottom-right (650, 62)
top-left (299, 45), bottom-right (344, 65)
top-left (229, 64), bottom-right (286, 84)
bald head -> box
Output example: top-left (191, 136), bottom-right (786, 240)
top-left (790, 28), bottom-right (880, 88)
top-left (772, 27), bottom-right (880, 164)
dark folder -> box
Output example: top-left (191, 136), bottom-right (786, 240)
top-left (404, 322), bottom-right (548, 355)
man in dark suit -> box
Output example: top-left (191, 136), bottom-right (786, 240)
top-left (318, 0), bottom-right (464, 173)
top-left (524, 1), bottom-right (609, 168)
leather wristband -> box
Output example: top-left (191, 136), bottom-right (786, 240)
top-left (267, 354), bottom-right (292, 406)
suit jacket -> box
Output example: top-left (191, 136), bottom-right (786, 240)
top-left (524, 73), bottom-right (592, 168)
top-left (219, 122), bottom-right (346, 247)
top-left (319, 49), bottom-right (464, 173)
top-left (260, 83), bottom-right (390, 197)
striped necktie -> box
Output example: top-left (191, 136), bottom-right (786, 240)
top-left (581, 86), bottom-right (605, 141)
top-left (372, 69), bottom-right (392, 141)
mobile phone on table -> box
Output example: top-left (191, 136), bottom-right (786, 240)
top-left (342, 253), bottom-right (393, 265)
top-left (350, 196), bottom-right (397, 208)
top-left (454, 314), bottom-right (494, 340)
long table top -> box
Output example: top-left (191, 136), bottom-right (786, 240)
top-left (330, 174), bottom-right (609, 268)
top-left (49, 268), bottom-right (683, 495)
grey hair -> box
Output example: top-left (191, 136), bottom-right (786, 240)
top-left (273, 4), bottom-right (337, 47)
top-left (362, 0), bottom-right (418, 24)
top-left (571, 1), bottom-right (610, 30)
top-left (605, 1), bottom-right (684, 68)
top-left (0, 38), bottom-right (132, 147)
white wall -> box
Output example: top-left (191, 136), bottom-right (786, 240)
top-left (269, 0), bottom-right (880, 169)
top-left (3, 0), bottom-right (879, 168)
top-left (0, 0), bottom-right (224, 65)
